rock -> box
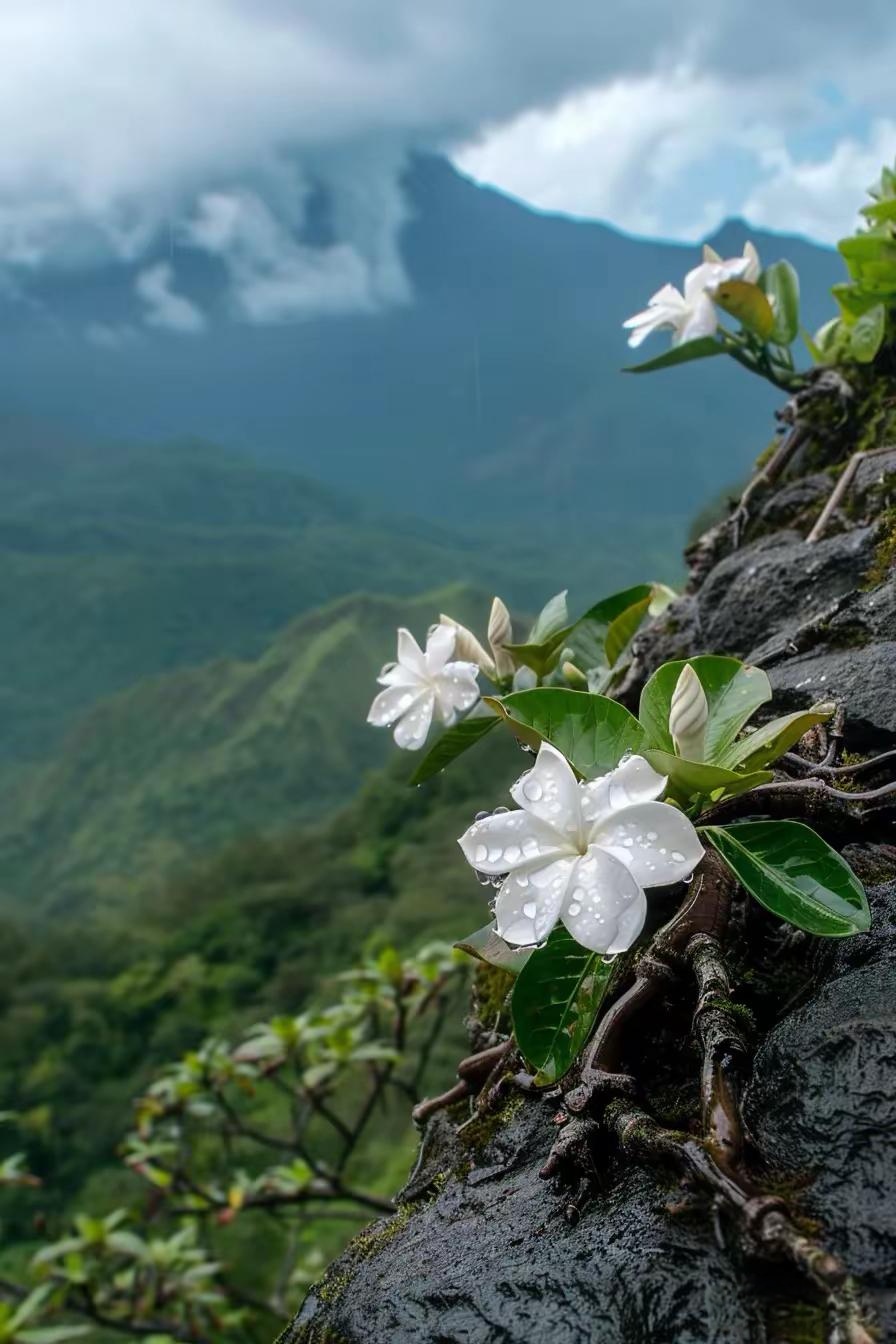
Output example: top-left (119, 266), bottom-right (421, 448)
top-left (696, 527), bottom-right (877, 659)
top-left (744, 878), bottom-right (896, 1337)
top-left (766, 643), bottom-right (896, 746)
top-left (290, 1104), bottom-right (765, 1344)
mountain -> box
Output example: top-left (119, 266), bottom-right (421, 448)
top-left (0, 158), bottom-right (842, 538)
top-left (0, 584), bottom-right (495, 917)
top-left (0, 432), bottom-right (516, 764)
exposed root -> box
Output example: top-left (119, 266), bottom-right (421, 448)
top-left (729, 424), bottom-right (809, 548)
top-left (806, 444), bottom-right (896, 543)
top-left (412, 1040), bottom-right (513, 1125)
top-left (605, 1102), bottom-right (877, 1344)
top-left (685, 933), bottom-right (749, 1175)
top-left (780, 747), bottom-right (896, 781)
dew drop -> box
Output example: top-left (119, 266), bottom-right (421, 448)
top-left (522, 901), bottom-right (538, 920)
top-left (474, 844), bottom-right (488, 864)
top-left (522, 778), bottom-right (544, 802)
top-left (567, 902), bottom-right (582, 917)
top-left (672, 850), bottom-right (685, 862)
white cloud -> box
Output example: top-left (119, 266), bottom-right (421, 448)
top-left (743, 120), bottom-right (896, 242)
top-left (0, 0), bottom-right (893, 319)
top-left (135, 263), bottom-right (205, 333)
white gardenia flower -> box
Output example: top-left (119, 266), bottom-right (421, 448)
top-left (367, 626), bottom-right (479, 750)
top-left (703, 240), bottom-right (761, 284)
top-left (458, 743), bottom-right (703, 954)
top-left (624, 244), bottom-right (759, 350)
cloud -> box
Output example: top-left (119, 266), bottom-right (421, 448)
top-left (0, 0), bottom-right (894, 320)
top-left (135, 263), bottom-right (206, 333)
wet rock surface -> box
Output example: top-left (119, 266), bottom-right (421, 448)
top-left (289, 402), bottom-right (896, 1344)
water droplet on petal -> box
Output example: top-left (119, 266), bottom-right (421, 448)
top-left (522, 901), bottom-right (538, 920)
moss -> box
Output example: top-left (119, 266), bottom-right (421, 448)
top-left (471, 961), bottom-right (514, 1031)
top-left (766, 1298), bottom-right (827, 1344)
top-left (457, 1091), bottom-right (525, 1154)
top-left (863, 507), bottom-right (896, 589)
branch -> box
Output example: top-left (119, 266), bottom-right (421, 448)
top-left (685, 934), bottom-right (749, 1175)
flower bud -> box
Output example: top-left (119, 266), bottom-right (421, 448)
top-left (487, 596), bottom-right (516, 682)
top-left (439, 614), bottom-right (495, 679)
top-left (562, 660), bottom-right (588, 690)
top-left (512, 665), bottom-right (537, 692)
top-left (669, 665), bottom-right (708, 761)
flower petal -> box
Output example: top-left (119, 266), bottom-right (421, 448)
top-left (367, 683), bottom-right (422, 727)
top-left (396, 628), bottom-right (427, 677)
top-left (433, 661), bottom-right (480, 722)
top-left (560, 849), bottom-right (645, 953)
top-left (581, 754), bottom-right (667, 829)
top-left (494, 856), bottom-right (576, 945)
top-left (676, 291), bottom-right (717, 344)
top-left (392, 690), bottom-right (434, 750)
top-left (377, 662), bottom-right (421, 689)
top-left (590, 801), bottom-right (704, 887)
top-left (424, 623), bottom-right (456, 675)
top-left (458, 807), bottom-right (569, 876)
top-left (510, 742), bottom-right (581, 838)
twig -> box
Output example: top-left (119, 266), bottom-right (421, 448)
top-left (729, 424), bottom-right (809, 547)
top-left (780, 747), bottom-right (896, 779)
top-left (412, 1040), bottom-right (512, 1125)
top-left (806, 445), bottom-right (896, 543)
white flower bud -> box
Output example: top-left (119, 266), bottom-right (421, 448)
top-left (562, 661), bottom-right (588, 690)
top-left (512, 665), bottom-right (537, 692)
top-left (487, 596), bottom-right (516, 682)
top-left (438, 614), bottom-right (495, 680)
top-left (669, 665), bottom-right (709, 761)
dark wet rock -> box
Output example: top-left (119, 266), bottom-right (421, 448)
top-left (744, 878), bottom-right (896, 1337)
top-left (754, 473), bottom-right (830, 533)
top-left (289, 1103), bottom-right (765, 1344)
top-left (697, 527), bottom-right (876, 658)
top-left (766, 643), bottom-right (896, 746)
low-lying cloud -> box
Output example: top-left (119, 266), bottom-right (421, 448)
top-left (1, 1), bottom-right (894, 327)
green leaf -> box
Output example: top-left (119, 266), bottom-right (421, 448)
top-left (409, 714), bottom-right (499, 785)
top-left (564, 584), bottom-right (654, 672)
top-left (703, 822), bottom-right (870, 938)
top-left (604, 595), bottom-right (652, 668)
top-left (511, 926), bottom-right (616, 1084)
top-left (832, 282), bottom-right (892, 323)
top-left (849, 303), bottom-right (887, 364)
top-left (642, 749), bottom-right (773, 807)
top-left (527, 590), bottom-right (570, 644)
top-left (712, 279), bottom-right (775, 340)
top-left (638, 656), bottom-right (772, 762)
top-left (17, 1330), bottom-right (90, 1344)
top-left (838, 233), bottom-right (896, 266)
top-left (721, 704), bottom-right (834, 772)
top-left (860, 197), bottom-right (896, 223)
top-left (454, 924), bottom-right (533, 976)
top-left (485, 688), bottom-right (647, 778)
top-left (624, 336), bottom-right (726, 375)
top-left (761, 260), bottom-right (800, 344)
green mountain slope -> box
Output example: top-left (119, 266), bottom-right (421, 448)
top-left (0, 584), bottom-right (491, 917)
top-left (0, 434), bottom-right (533, 766)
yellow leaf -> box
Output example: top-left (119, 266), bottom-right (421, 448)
top-left (228, 1185), bottom-right (245, 1210)
top-left (711, 279), bottom-right (775, 340)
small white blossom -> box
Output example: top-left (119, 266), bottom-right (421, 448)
top-left (458, 743), bottom-right (704, 953)
top-left (624, 244), bottom-right (759, 349)
top-left (669, 665), bottom-right (709, 761)
top-left (703, 240), bottom-right (761, 284)
top-left (368, 626), bottom-right (479, 750)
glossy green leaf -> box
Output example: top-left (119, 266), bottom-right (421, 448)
top-left (721, 704), bottom-right (834, 772)
top-left (638, 656), bottom-right (772, 762)
top-left (849, 304), bottom-right (887, 364)
top-left (564, 584), bottom-right (654, 672)
top-left (832, 282), bottom-right (894, 322)
top-left (643, 749), bottom-right (773, 807)
top-left (454, 924), bottom-right (532, 976)
top-left (604, 595), bottom-right (652, 668)
top-left (409, 713), bottom-right (499, 785)
top-left (838, 233), bottom-right (896, 266)
top-left (703, 821), bottom-right (870, 937)
top-left (624, 335), bottom-right (726, 375)
top-left (485, 688), bottom-right (647, 778)
top-left (511, 925), bottom-right (616, 1084)
top-left (527, 590), bottom-right (570, 644)
top-left (712, 279), bottom-right (775, 340)
top-left (761, 260), bottom-right (800, 344)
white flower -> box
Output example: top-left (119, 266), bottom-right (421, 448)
top-left (703, 240), bottom-right (761, 284)
top-left (669, 665), bottom-right (709, 761)
top-left (624, 243), bottom-right (760, 350)
top-left (368, 626), bottom-right (480, 750)
top-left (439, 594), bottom-right (517, 684)
top-left (458, 743), bottom-right (703, 954)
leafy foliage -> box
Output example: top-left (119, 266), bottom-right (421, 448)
top-left (511, 928), bottom-right (616, 1085)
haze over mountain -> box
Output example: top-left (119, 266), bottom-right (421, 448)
top-left (3, 158), bottom-right (841, 533)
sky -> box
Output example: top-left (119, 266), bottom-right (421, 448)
top-left (2, 1), bottom-right (895, 328)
